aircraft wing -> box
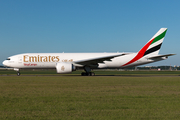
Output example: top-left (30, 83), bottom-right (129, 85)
top-left (73, 53), bottom-right (129, 66)
top-left (148, 54), bottom-right (176, 59)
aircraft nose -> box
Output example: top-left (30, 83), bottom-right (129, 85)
top-left (2, 60), bottom-right (8, 66)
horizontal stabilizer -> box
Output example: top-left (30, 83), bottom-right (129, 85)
top-left (148, 54), bottom-right (176, 59)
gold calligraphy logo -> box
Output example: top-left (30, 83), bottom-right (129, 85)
top-left (61, 66), bottom-right (65, 71)
top-left (23, 55), bottom-right (73, 63)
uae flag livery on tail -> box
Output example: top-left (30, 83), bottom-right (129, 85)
top-left (122, 28), bottom-right (167, 66)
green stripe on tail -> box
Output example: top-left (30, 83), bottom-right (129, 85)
top-left (151, 29), bottom-right (167, 45)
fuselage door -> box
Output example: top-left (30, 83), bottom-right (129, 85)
top-left (18, 56), bottom-right (23, 63)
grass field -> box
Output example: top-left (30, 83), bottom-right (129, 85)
top-left (1, 70), bottom-right (180, 119)
top-left (1, 69), bottom-right (180, 76)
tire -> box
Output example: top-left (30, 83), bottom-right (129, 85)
top-left (91, 72), bottom-right (95, 76)
top-left (81, 72), bottom-right (95, 76)
top-left (17, 72), bottom-right (20, 76)
top-left (81, 72), bottom-right (86, 76)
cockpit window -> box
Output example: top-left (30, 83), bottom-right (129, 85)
top-left (6, 58), bottom-right (11, 60)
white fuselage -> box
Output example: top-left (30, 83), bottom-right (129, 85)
top-left (2, 53), bottom-right (163, 69)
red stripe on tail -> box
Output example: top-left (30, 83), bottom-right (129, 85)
top-left (122, 38), bottom-right (154, 67)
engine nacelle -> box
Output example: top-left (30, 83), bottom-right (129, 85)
top-left (56, 62), bottom-right (76, 74)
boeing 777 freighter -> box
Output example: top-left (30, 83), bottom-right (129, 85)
top-left (3, 28), bottom-right (175, 76)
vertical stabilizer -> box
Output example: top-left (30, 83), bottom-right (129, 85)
top-left (140, 28), bottom-right (167, 57)
top-left (122, 28), bottom-right (167, 66)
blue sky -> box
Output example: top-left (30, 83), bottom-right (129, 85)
top-left (0, 0), bottom-right (180, 66)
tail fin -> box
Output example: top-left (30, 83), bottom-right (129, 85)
top-left (122, 28), bottom-right (167, 67)
top-left (138, 28), bottom-right (167, 57)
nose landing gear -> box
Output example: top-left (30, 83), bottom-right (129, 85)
top-left (14, 68), bottom-right (20, 76)
top-left (17, 72), bottom-right (20, 76)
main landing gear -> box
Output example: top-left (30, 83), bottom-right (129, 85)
top-left (81, 72), bottom-right (95, 76)
top-left (81, 66), bottom-right (95, 76)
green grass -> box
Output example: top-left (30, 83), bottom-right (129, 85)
top-left (1, 69), bottom-right (180, 76)
top-left (1, 75), bottom-right (180, 119)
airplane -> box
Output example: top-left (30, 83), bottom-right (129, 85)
top-left (2, 28), bottom-right (175, 76)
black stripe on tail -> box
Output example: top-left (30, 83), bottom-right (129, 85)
top-left (144, 43), bottom-right (162, 56)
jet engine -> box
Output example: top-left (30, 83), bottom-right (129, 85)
top-left (56, 62), bottom-right (76, 74)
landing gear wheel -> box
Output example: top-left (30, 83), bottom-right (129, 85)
top-left (17, 72), bottom-right (20, 76)
top-left (91, 72), bottom-right (95, 76)
top-left (81, 72), bottom-right (86, 76)
top-left (81, 72), bottom-right (95, 76)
